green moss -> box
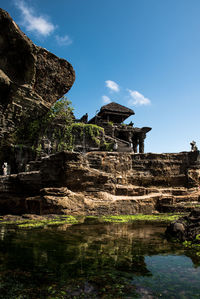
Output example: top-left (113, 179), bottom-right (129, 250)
top-left (183, 239), bottom-right (200, 257)
top-left (0, 216), bottom-right (79, 229)
top-left (100, 214), bottom-right (181, 223)
top-left (101, 141), bottom-right (114, 151)
top-left (0, 220), bottom-right (26, 225)
top-left (0, 214), bottom-right (182, 229)
top-left (196, 234), bottom-right (200, 241)
top-left (18, 222), bottom-right (45, 228)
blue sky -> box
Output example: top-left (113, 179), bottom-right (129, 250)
top-left (1, 0), bottom-right (200, 153)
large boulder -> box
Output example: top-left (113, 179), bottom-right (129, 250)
top-left (0, 8), bottom-right (75, 141)
top-left (165, 209), bottom-right (200, 241)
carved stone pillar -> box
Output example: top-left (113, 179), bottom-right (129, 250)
top-left (132, 136), bottom-right (139, 153)
top-left (139, 133), bottom-right (146, 153)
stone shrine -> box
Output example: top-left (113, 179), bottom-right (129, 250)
top-left (88, 102), bottom-right (151, 153)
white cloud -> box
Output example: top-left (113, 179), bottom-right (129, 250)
top-left (15, 0), bottom-right (55, 36)
top-left (102, 95), bottom-right (111, 104)
top-left (55, 35), bottom-right (72, 46)
top-left (128, 89), bottom-right (151, 106)
top-left (105, 80), bottom-right (120, 92)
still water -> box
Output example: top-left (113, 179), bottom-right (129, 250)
top-left (0, 221), bottom-right (200, 298)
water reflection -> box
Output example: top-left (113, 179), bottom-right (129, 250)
top-left (134, 255), bottom-right (200, 298)
top-left (0, 222), bottom-right (200, 298)
top-left (0, 226), bottom-right (6, 240)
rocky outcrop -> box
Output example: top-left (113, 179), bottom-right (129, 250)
top-left (0, 151), bottom-right (200, 215)
top-left (165, 209), bottom-right (200, 241)
top-left (0, 9), bottom-right (75, 141)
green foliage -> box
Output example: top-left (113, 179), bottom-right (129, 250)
top-left (52, 124), bottom-right (74, 152)
top-left (13, 96), bottom-right (74, 150)
top-left (196, 234), bottom-right (200, 241)
top-left (12, 119), bottom-right (41, 146)
top-left (183, 240), bottom-right (192, 247)
top-left (101, 141), bottom-right (113, 151)
top-left (47, 97), bottom-right (74, 125)
top-left (36, 144), bottom-right (42, 156)
top-left (71, 123), bottom-right (104, 147)
top-left (10, 97), bottom-right (115, 153)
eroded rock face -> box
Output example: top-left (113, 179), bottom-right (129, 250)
top-left (0, 9), bottom-right (75, 141)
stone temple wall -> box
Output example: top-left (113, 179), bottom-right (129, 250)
top-left (84, 151), bottom-right (200, 188)
top-left (1, 151), bottom-right (199, 195)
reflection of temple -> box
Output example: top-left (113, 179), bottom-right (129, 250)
top-left (88, 102), bottom-right (151, 153)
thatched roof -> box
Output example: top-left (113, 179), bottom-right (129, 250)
top-left (88, 102), bottom-right (135, 124)
top-left (100, 102), bottom-right (135, 115)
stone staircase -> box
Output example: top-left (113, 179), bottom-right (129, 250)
top-left (82, 180), bottom-right (200, 214)
top-left (113, 184), bottom-right (200, 213)
top-left (157, 189), bottom-right (200, 213)
top-left (105, 135), bottom-right (132, 152)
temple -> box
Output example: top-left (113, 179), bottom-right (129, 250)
top-left (88, 102), bottom-right (151, 153)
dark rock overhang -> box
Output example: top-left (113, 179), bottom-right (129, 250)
top-left (0, 8), bottom-right (75, 142)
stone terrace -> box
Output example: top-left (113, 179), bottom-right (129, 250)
top-left (0, 151), bottom-right (200, 215)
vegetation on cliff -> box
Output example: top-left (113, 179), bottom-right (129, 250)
top-left (13, 97), bottom-right (74, 146)
top-left (10, 97), bottom-right (109, 154)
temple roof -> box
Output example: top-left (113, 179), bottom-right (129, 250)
top-left (88, 102), bottom-right (135, 124)
top-left (100, 102), bottom-right (135, 115)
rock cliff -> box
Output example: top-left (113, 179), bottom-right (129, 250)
top-left (0, 9), bottom-right (75, 142)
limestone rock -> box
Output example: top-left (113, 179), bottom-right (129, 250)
top-left (0, 8), bottom-right (75, 141)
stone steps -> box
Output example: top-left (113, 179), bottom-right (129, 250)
top-left (158, 202), bottom-right (200, 213)
top-left (157, 189), bottom-right (200, 213)
top-left (115, 184), bottom-right (195, 196)
top-left (113, 184), bottom-right (200, 214)
top-left (83, 179), bottom-right (200, 214)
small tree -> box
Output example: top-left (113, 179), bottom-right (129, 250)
top-left (13, 96), bottom-right (74, 147)
top-left (48, 96), bottom-right (74, 125)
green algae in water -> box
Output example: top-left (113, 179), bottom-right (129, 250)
top-left (183, 239), bottom-right (200, 258)
top-left (0, 215), bottom-right (79, 229)
top-left (0, 221), bottom-right (200, 298)
top-left (101, 213), bottom-right (181, 223)
top-left (0, 214), bottom-right (181, 230)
